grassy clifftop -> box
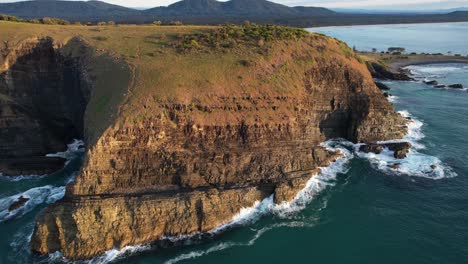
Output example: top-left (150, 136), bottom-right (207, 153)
top-left (0, 21), bottom-right (369, 137)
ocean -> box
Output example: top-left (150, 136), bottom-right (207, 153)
top-left (1, 22), bottom-right (468, 263)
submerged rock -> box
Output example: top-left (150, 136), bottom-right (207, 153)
top-left (448, 84), bottom-right (464, 89)
top-left (424, 80), bottom-right (438, 86)
top-left (8, 196), bottom-right (30, 212)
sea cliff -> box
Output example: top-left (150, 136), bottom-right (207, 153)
top-left (0, 22), bottom-right (407, 259)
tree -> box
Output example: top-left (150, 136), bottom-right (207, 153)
top-left (97, 21), bottom-right (107, 26)
top-left (107, 21), bottom-right (116, 26)
top-left (153, 20), bottom-right (162, 26)
top-left (372, 48), bottom-right (377, 53)
top-left (387, 47), bottom-right (406, 54)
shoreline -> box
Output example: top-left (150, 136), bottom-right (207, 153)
top-left (389, 57), bottom-right (468, 72)
top-left (307, 21), bottom-right (468, 30)
top-left (358, 52), bottom-right (468, 78)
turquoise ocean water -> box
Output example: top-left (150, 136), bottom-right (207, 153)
top-left (1, 22), bottom-right (468, 263)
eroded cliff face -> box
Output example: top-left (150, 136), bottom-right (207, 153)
top-left (0, 37), bottom-right (90, 175)
top-left (25, 34), bottom-right (408, 260)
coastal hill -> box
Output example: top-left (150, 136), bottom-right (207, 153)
top-left (0, 21), bottom-right (407, 259)
top-left (0, 0), bottom-right (468, 26)
top-left (0, 0), bottom-right (139, 20)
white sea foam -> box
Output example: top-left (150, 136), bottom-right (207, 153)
top-left (387, 95), bottom-right (399, 103)
top-left (39, 244), bottom-right (152, 264)
top-left (0, 185), bottom-right (65, 222)
top-left (271, 140), bottom-right (352, 218)
top-left (356, 111), bottom-right (457, 180)
top-left (47, 139), bottom-right (85, 163)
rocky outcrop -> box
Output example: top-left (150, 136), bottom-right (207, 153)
top-left (359, 142), bottom-right (412, 159)
top-left (0, 37), bottom-right (91, 176)
top-left (375, 81), bottom-right (391, 91)
top-left (21, 33), bottom-right (410, 260)
top-left (366, 61), bottom-right (412, 81)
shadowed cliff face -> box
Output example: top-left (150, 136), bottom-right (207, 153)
top-left (0, 37), bottom-right (90, 175)
top-left (19, 34), bottom-right (408, 260)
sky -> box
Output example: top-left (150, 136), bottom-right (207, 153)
top-left (0, 0), bottom-right (467, 9)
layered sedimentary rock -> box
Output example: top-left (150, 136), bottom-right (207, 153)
top-left (1, 29), bottom-right (409, 259)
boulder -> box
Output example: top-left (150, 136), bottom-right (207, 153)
top-left (385, 142), bottom-right (412, 159)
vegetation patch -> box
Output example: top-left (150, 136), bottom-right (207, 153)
top-left (176, 23), bottom-right (308, 53)
top-left (0, 14), bottom-right (70, 25)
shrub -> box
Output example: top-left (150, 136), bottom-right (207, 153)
top-left (97, 21), bottom-right (107, 26)
top-left (153, 20), bottom-right (162, 26)
top-left (107, 21), bottom-right (116, 26)
top-left (41, 17), bottom-right (70, 25)
top-left (0, 14), bottom-right (21, 22)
